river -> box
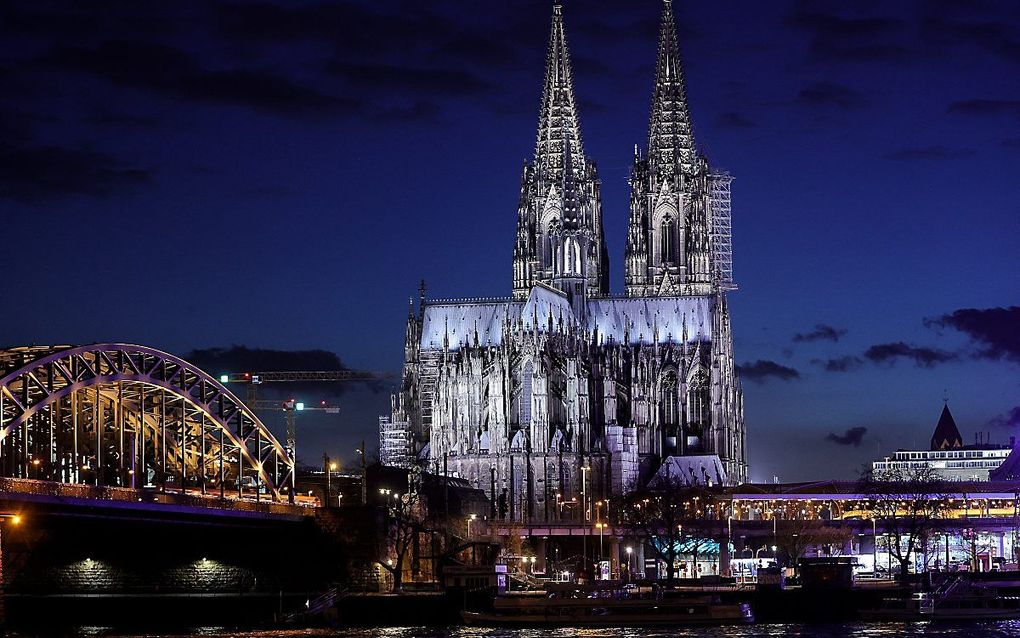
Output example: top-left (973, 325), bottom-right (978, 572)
top-left (26, 624), bottom-right (1020, 637)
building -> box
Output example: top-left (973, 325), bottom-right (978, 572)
top-left (383, 1), bottom-right (746, 523)
top-left (872, 404), bottom-right (1011, 481)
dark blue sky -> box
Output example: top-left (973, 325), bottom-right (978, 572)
top-left (1, 0), bottom-right (1017, 481)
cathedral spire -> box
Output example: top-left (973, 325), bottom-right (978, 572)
top-left (535, 2), bottom-right (584, 184)
top-left (648, 0), bottom-right (697, 175)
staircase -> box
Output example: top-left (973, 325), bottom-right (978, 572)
top-left (280, 586), bottom-right (345, 623)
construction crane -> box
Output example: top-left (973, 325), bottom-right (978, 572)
top-left (220, 369), bottom-right (391, 467)
top-left (250, 399), bottom-right (342, 478)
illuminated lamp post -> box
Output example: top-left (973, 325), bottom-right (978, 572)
top-left (355, 443), bottom-right (366, 505)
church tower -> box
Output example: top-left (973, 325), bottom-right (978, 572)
top-left (626, 0), bottom-right (715, 297)
top-left (513, 3), bottom-right (609, 311)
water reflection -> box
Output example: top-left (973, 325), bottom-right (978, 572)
top-left (41, 622), bottom-right (1020, 638)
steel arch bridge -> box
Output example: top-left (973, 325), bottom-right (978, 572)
top-left (0, 344), bottom-right (294, 502)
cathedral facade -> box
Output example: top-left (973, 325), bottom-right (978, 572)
top-left (381, 1), bottom-right (746, 523)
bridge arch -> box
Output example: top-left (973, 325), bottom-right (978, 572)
top-left (0, 344), bottom-right (294, 501)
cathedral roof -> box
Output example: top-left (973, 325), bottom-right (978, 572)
top-left (419, 290), bottom-right (714, 351)
top-left (930, 403), bottom-right (963, 450)
top-left (522, 284), bottom-right (576, 330)
top-left (588, 296), bottom-right (712, 345)
top-left (420, 300), bottom-right (511, 350)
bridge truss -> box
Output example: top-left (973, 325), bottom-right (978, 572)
top-left (0, 344), bottom-right (295, 502)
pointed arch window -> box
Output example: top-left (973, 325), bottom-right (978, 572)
top-left (520, 361), bottom-right (534, 426)
top-left (544, 218), bottom-right (560, 271)
top-left (660, 369), bottom-right (680, 427)
top-left (688, 369), bottom-right (710, 429)
top-left (660, 215), bottom-right (679, 266)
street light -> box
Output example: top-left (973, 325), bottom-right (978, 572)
top-left (467, 513), bottom-right (477, 538)
top-left (581, 465), bottom-right (590, 567)
top-left (323, 454), bottom-right (332, 507)
top-left (871, 517), bottom-right (878, 577)
top-left (355, 442), bottom-right (366, 505)
top-left (626, 545), bottom-right (634, 577)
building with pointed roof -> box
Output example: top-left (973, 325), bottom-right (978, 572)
top-left (931, 403), bottom-right (964, 450)
top-left (382, 1), bottom-right (746, 523)
top-left (872, 403), bottom-right (1011, 482)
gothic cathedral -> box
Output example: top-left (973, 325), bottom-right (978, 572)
top-left (381, 1), bottom-right (746, 523)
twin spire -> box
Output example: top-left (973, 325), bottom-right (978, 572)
top-left (517, 1), bottom-right (696, 302)
top-left (534, 1), bottom-right (696, 180)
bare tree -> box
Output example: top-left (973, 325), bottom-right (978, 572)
top-left (377, 485), bottom-right (424, 592)
top-left (859, 465), bottom-right (948, 581)
top-left (775, 519), bottom-right (854, 573)
top-left (957, 527), bottom-right (995, 572)
top-left (621, 475), bottom-right (720, 584)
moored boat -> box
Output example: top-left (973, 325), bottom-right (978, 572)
top-left (861, 588), bottom-right (1020, 621)
top-left (461, 589), bottom-right (754, 626)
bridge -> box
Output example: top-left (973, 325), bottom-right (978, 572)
top-left (0, 343), bottom-right (305, 510)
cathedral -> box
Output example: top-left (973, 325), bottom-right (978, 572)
top-left (380, 1), bottom-right (746, 523)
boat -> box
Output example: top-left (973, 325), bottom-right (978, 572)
top-left (861, 579), bottom-right (1020, 621)
top-left (461, 589), bottom-right (754, 626)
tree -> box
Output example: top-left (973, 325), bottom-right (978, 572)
top-left (958, 527), bottom-right (995, 572)
top-left (858, 465), bottom-right (948, 581)
top-left (621, 474), bottom-right (720, 584)
top-left (774, 519), bottom-right (854, 574)
top-left (377, 483), bottom-right (425, 592)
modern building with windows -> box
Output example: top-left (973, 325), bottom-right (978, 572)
top-left (871, 404), bottom-right (1012, 481)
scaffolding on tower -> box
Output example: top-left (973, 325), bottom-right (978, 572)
top-left (709, 171), bottom-right (736, 291)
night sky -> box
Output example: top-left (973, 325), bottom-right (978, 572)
top-left (1, 0), bottom-right (1017, 482)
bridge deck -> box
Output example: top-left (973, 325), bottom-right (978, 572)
top-left (0, 477), bottom-right (314, 521)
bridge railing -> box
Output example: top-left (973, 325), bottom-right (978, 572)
top-left (0, 477), bottom-right (311, 517)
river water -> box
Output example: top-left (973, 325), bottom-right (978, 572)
top-left (35, 624), bottom-right (1020, 637)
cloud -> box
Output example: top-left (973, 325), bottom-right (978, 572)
top-left (716, 112), bottom-right (756, 129)
top-left (37, 40), bottom-right (354, 116)
top-left (430, 35), bottom-right (520, 69)
top-left (368, 101), bottom-right (442, 124)
top-left (921, 13), bottom-right (1020, 63)
top-left (988, 407), bottom-right (1020, 429)
top-left (814, 356), bottom-right (864, 372)
top-left (882, 145), bottom-right (975, 160)
top-left (0, 102), bottom-right (149, 203)
top-left (83, 110), bottom-right (160, 129)
top-left (183, 345), bottom-right (387, 396)
top-left (793, 323), bottom-right (847, 343)
top-left (185, 345), bottom-right (348, 372)
top-left (947, 99), bottom-right (1020, 118)
top-left (736, 360), bottom-right (801, 383)
top-left (324, 61), bottom-right (494, 98)
top-left (863, 342), bottom-right (958, 367)
top-left (926, 306), bottom-right (1020, 362)
top-left (785, 4), bottom-right (909, 63)
top-left (795, 82), bottom-right (867, 109)
top-left (0, 144), bottom-right (149, 203)
top-left (786, 8), bottom-right (903, 40)
top-left (825, 426), bottom-right (868, 447)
